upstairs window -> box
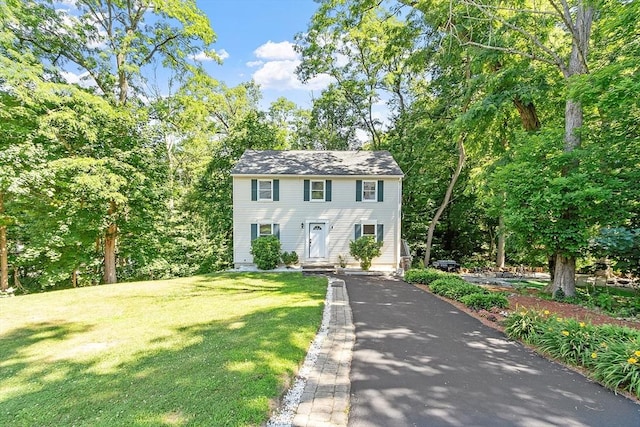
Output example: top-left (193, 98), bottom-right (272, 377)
top-left (251, 179), bottom-right (279, 201)
top-left (362, 181), bottom-right (377, 201)
top-left (356, 180), bottom-right (384, 202)
top-left (311, 180), bottom-right (325, 201)
top-left (304, 179), bottom-right (332, 202)
top-left (258, 180), bottom-right (272, 201)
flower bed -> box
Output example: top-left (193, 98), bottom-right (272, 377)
top-left (505, 309), bottom-right (640, 398)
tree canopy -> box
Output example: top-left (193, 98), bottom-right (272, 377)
top-left (1, 0), bottom-right (637, 292)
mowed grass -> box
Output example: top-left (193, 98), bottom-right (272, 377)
top-left (0, 273), bottom-right (327, 426)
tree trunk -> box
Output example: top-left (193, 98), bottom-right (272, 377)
top-left (166, 133), bottom-right (176, 212)
top-left (424, 137), bottom-right (466, 267)
top-left (0, 192), bottom-right (8, 291)
top-left (13, 267), bottom-right (21, 291)
top-left (117, 51), bottom-right (128, 105)
top-left (513, 97), bottom-right (541, 132)
top-left (496, 215), bottom-right (506, 268)
top-left (549, 4), bottom-right (594, 296)
top-left (548, 256), bottom-right (556, 282)
top-left (548, 253), bottom-right (576, 297)
top-left (103, 200), bottom-right (118, 284)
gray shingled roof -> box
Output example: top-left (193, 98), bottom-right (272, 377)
top-left (230, 150), bottom-right (404, 177)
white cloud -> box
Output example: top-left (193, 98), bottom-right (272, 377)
top-left (252, 59), bottom-right (332, 91)
top-left (305, 73), bottom-right (334, 91)
top-left (250, 40), bottom-right (332, 91)
top-left (190, 49), bottom-right (229, 62)
top-left (217, 49), bottom-right (230, 60)
top-left (254, 41), bottom-right (298, 60)
top-left (334, 52), bottom-right (350, 68)
top-left (252, 60), bottom-right (300, 89)
top-left (60, 70), bottom-right (90, 85)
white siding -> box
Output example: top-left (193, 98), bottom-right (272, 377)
top-left (233, 176), bottom-right (402, 270)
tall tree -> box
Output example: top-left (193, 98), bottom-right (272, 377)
top-left (7, 0), bottom-right (216, 284)
top-left (297, 2), bottom-right (422, 147)
top-left (298, 85), bottom-right (361, 150)
top-left (1, 4), bottom-right (60, 289)
top-left (440, 0), bottom-right (601, 296)
top-left (190, 111), bottom-right (284, 270)
top-left (9, 0), bottom-right (216, 105)
top-left (355, 0), bottom-right (625, 295)
top-left (142, 77), bottom-right (265, 277)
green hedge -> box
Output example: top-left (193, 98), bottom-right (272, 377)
top-left (504, 309), bottom-right (640, 397)
top-left (404, 268), bottom-right (449, 285)
top-left (459, 293), bottom-right (509, 310)
top-left (430, 277), bottom-right (485, 300)
top-left (407, 272), bottom-right (509, 312)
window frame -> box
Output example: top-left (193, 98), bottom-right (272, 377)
top-left (310, 180), bottom-right (325, 202)
top-left (361, 223), bottom-right (376, 238)
top-left (362, 180), bottom-right (377, 202)
top-left (258, 223), bottom-right (274, 237)
top-left (251, 222), bottom-right (280, 241)
top-left (258, 179), bottom-right (273, 201)
top-left (355, 220), bottom-right (383, 243)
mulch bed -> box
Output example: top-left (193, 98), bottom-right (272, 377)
top-left (415, 283), bottom-right (640, 332)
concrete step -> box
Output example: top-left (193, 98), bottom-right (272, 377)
top-left (302, 264), bottom-right (336, 274)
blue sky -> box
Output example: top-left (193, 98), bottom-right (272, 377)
top-left (194, 0), bottom-right (328, 108)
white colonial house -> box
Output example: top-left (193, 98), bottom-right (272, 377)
top-left (231, 150), bottom-right (404, 271)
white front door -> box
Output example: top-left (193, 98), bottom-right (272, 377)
top-left (309, 223), bottom-right (326, 259)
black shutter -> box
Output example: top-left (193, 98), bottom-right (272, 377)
top-left (377, 224), bottom-right (384, 242)
top-left (251, 223), bottom-right (258, 241)
top-left (377, 180), bottom-right (384, 202)
top-left (273, 179), bottom-right (279, 201)
top-left (325, 180), bottom-right (332, 201)
top-left (356, 180), bottom-right (362, 202)
top-left (354, 224), bottom-right (362, 239)
top-left (251, 179), bottom-right (257, 201)
top-left (304, 179), bottom-right (310, 201)
top-left (274, 224), bottom-right (280, 239)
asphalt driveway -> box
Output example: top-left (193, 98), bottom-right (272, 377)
top-left (345, 275), bottom-right (640, 427)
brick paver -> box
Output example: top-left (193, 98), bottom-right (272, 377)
top-left (292, 278), bottom-right (354, 427)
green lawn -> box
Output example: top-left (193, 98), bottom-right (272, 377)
top-left (0, 273), bottom-right (327, 426)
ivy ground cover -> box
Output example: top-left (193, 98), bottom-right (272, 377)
top-left (0, 273), bottom-right (326, 426)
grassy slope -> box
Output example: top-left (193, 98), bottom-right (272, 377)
top-left (0, 273), bottom-right (327, 426)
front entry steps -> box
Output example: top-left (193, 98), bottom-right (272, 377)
top-left (301, 264), bottom-right (336, 274)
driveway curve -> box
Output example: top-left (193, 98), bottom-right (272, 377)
top-left (346, 275), bottom-right (640, 427)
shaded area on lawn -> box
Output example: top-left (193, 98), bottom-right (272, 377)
top-left (0, 273), bottom-right (326, 427)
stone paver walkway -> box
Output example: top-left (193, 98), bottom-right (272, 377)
top-left (293, 278), bottom-right (354, 427)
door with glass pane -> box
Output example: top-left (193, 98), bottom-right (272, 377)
top-left (309, 223), bottom-right (326, 258)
